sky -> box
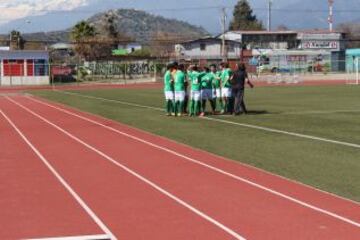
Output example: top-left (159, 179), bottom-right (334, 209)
top-left (0, 0), bottom-right (296, 25)
top-left (0, 0), bottom-right (89, 25)
top-left (0, 0), bottom-right (351, 34)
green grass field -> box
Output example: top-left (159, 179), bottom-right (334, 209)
top-left (31, 85), bottom-right (360, 202)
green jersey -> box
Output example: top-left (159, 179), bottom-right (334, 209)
top-left (164, 70), bottom-right (173, 91)
top-left (201, 72), bottom-right (214, 89)
top-left (212, 71), bottom-right (222, 89)
top-left (174, 70), bottom-right (185, 91)
top-left (221, 68), bottom-right (232, 88)
top-left (188, 71), bottom-right (202, 91)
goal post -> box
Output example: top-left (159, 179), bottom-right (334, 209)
top-left (347, 57), bottom-right (360, 85)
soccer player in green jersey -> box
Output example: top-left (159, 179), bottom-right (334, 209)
top-left (188, 65), bottom-right (202, 116)
top-left (210, 64), bottom-right (223, 113)
top-left (174, 64), bottom-right (186, 117)
top-left (164, 63), bottom-right (175, 116)
top-left (220, 62), bottom-right (233, 114)
top-left (200, 66), bottom-right (216, 116)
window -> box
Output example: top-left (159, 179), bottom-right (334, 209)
top-left (200, 43), bottom-right (206, 51)
top-left (34, 59), bottom-right (49, 76)
top-left (3, 59), bottom-right (24, 76)
top-left (227, 44), bottom-right (235, 52)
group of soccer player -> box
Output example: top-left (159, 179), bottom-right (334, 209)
top-left (164, 62), bottom-right (253, 117)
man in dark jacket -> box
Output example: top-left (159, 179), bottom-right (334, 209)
top-left (231, 63), bottom-right (254, 115)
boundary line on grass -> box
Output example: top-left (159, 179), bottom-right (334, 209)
top-left (23, 96), bottom-right (360, 228)
top-left (7, 96), bottom-right (247, 240)
top-left (0, 109), bottom-right (116, 240)
top-left (54, 90), bottom-right (360, 150)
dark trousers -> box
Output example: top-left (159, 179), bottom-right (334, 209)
top-left (232, 88), bottom-right (247, 114)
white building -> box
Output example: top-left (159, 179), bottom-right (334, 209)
top-left (175, 37), bottom-right (242, 60)
top-left (218, 31), bottom-right (299, 50)
top-left (0, 50), bottom-right (50, 86)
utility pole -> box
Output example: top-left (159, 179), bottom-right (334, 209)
top-left (221, 7), bottom-right (227, 61)
top-left (328, 0), bottom-right (334, 32)
top-left (267, 0), bottom-right (272, 32)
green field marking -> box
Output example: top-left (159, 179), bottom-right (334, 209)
top-left (30, 85), bottom-right (360, 202)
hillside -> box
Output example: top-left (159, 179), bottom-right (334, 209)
top-left (10, 9), bottom-right (208, 43)
top-left (87, 9), bottom-right (208, 41)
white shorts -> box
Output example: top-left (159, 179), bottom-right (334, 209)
top-left (215, 88), bottom-right (221, 98)
top-left (191, 90), bottom-right (201, 101)
top-left (201, 89), bottom-right (214, 100)
top-left (164, 91), bottom-right (174, 100)
top-left (175, 91), bottom-right (185, 102)
top-left (222, 87), bottom-right (232, 98)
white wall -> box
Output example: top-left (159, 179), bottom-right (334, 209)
top-left (0, 76), bottom-right (50, 86)
top-left (178, 40), bottom-right (241, 59)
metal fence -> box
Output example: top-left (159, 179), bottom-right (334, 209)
top-left (1, 58), bottom-right (359, 86)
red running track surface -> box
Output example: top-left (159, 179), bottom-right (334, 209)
top-left (0, 101), bottom-right (106, 239)
top-left (0, 95), bottom-right (359, 240)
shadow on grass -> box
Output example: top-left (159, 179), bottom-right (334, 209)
top-left (246, 110), bottom-right (273, 115)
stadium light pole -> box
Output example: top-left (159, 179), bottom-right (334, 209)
top-left (221, 7), bottom-right (227, 62)
top-left (267, 0), bottom-right (273, 32)
top-left (328, 0), bottom-right (334, 32)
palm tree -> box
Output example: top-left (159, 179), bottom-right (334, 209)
top-left (70, 21), bottom-right (96, 60)
top-left (71, 21), bottom-right (96, 42)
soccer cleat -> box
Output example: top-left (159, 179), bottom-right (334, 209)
top-left (200, 112), bottom-right (205, 117)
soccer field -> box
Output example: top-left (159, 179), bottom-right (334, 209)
top-left (31, 84), bottom-right (360, 202)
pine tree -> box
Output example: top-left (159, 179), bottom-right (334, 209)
top-left (229, 0), bottom-right (264, 31)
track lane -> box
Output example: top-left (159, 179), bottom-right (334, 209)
top-left (27, 94), bottom-right (360, 219)
top-left (11, 96), bottom-right (360, 239)
top-left (0, 99), bottom-right (105, 240)
top-left (1, 97), bottom-right (238, 240)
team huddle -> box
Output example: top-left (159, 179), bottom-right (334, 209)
top-left (164, 62), bottom-right (254, 117)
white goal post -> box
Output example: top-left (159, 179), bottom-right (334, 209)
top-left (347, 57), bottom-right (360, 85)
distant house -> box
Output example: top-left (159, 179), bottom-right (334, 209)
top-left (218, 31), bottom-right (299, 50)
top-left (0, 50), bottom-right (50, 86)
top-left (175, 37), bottom-right (242, 61)
top-left (217, 30), bottom-right (346, 72)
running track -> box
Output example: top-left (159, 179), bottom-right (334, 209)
top-left (1, 94), bottom-right (360, 240)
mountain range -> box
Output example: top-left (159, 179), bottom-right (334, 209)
top-left (0, 0), bottom-right (359, 34)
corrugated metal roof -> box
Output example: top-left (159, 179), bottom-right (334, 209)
top-left (0, 50), bottom-right (49, 60)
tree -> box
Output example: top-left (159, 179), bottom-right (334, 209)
top-left (71, 21), bottom-right (97, 60)
top-left (229, 0), bottom-right (264, 31)
top-left (71, 21), bottom-right (96, 42)
top-left (10, 30), bottom-right (25, 50)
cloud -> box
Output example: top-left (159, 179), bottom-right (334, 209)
top-left (0, 0), bottom-right (89, 25)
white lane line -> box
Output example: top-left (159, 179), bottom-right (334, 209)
top-left (28, 96), bottom-right (360, 208)
top-left (0, 110), bottom-right (116, 240)
top-left (203, 117), bottom-right (360, 149)
top-left (7, 97), bottom-right (247, 240)
top-left (24, 234), bottom-right (110, 240)
top-left (283, 109), bottom-right (360, 115)
top-left (54, 90), bottom-right (360, 150)
top-left (54, 90), bottom-right (161, 111)
top-left (25, 96), bottom-right (360, 228)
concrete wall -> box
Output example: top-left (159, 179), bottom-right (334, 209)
top-left (0, 76), bottom-right (50, 86)
top-left (178, 40), bottom-right (241, 59)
